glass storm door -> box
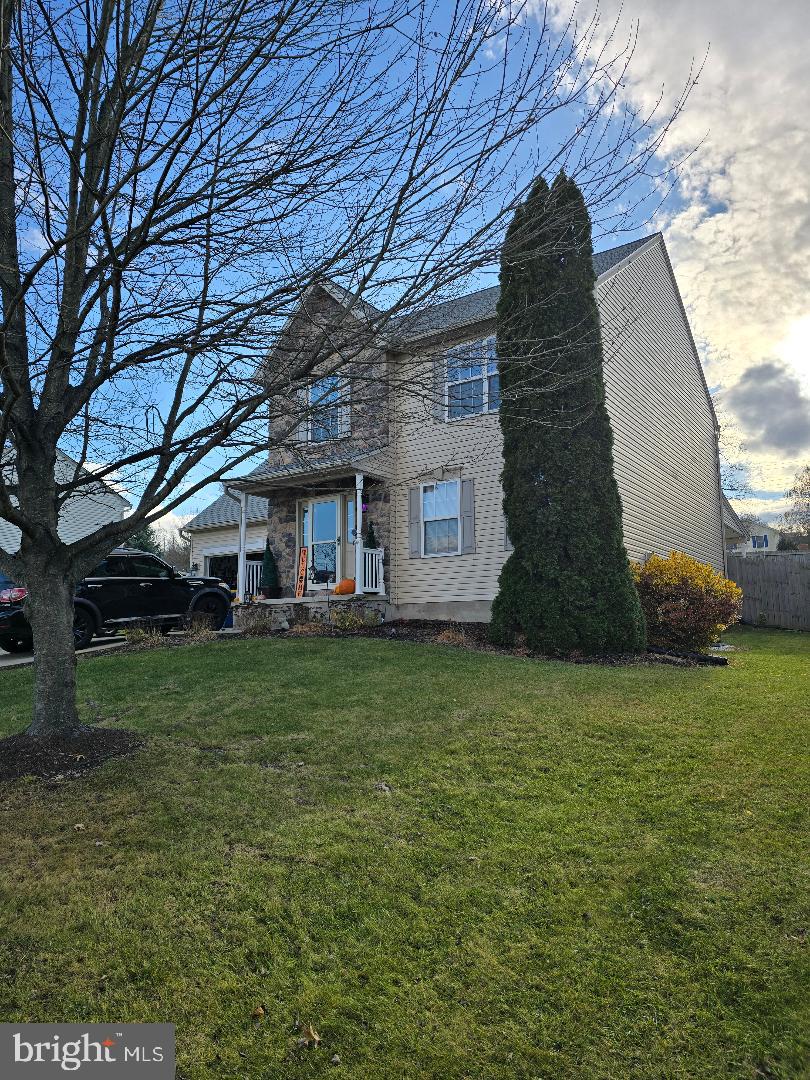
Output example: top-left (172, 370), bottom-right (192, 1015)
top-left (306, 497), bottom-right (340, 588)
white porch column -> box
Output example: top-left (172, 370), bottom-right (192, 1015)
top-left (236, 490), bottom-right (248, 601)
top-left (354, 472), bottom-right (364, 595)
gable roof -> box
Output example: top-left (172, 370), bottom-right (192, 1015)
top-left (721, 495), bottom-right (747, 539)
top-left (185, 491), bottom-right (268, 531)
top-left (54, 448), bottom-right (131, 511)
top-left (231, 443), bottom-right (389, 493)
top-left (391, 235), bottom-right (656, 342)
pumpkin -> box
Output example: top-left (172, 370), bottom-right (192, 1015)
top-left (333, 578), bottom-right (356, 595)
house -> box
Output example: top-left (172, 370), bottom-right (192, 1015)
top-left (0, 449), bottom-right (130, 553)
top-left (186, 491), bottom-right (269, 593)
top-left (728, 517), bottom-right (783, 555)
top-left (200, 232), bottom-right (725, 620)
top-left (722, 496), bottom-right (748, 552)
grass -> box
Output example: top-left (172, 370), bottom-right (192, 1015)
top-left (0, 627), bottom-right (807, 1079)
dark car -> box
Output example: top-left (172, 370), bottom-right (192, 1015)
top-left (0, 548), bottom-right (231, 653)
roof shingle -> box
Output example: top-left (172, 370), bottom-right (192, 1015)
top-left (392, 235), bottom-right (656, 341)
top-left (185, 492), bottom-right (268, 530)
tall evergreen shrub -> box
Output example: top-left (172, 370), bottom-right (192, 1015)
top-left (490, 172), bottom-right (646, 653)
top-left (260, 539), bottom-right (280, 593)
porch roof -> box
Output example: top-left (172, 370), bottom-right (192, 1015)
top-left (227, 446), bottom-right (388, 495)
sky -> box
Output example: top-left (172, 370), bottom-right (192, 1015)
top-left (164, 0), bottom-right (809, 534)
top-left (544, 0), bottom-right (810, 524)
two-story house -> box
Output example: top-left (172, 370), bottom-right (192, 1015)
top-left (189, 233), bottom-right (725, 621)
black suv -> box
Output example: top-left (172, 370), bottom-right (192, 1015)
top-left (0, 548), bottom-right (231, 653)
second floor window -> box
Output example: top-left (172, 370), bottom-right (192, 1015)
top-left (308, 376), bottom-right (348, 442)
top-left (446, 336), bottom-right (500, 419)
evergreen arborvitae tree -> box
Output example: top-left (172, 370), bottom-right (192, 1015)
top-left (364, 522), bottom-right (379, 549)
top-left (490, 172), bottom-right (646, 654)
top-left (260, 539), bottom-right (280, 592)
top-left (127, 522), bottom-right (162, 555)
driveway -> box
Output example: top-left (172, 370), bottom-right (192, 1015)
top-left (0, 636), bottom-right (125, 670)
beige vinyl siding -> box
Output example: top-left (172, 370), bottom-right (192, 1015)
top-left (389, 235), bottom-right (723, 606)
top-left (189, 524), bottom-right (268, 571)
top-left (597, 238), bottom-right (723, 571)
top-left (390, 396), bottom-right (507, 606)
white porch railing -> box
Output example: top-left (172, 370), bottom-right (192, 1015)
top-left (245, 560), bottom-right (262, 599)
top-left (361, 547), bottom-right (385, 594)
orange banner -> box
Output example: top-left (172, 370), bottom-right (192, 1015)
top-left (295, 546), bottom-right (308, 598)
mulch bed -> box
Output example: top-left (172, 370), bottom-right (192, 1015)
top-left (0, 726), bottom-right (142, 783)
top-left (64, 620), bottom-right (730, 669)
top-left (351, 620), bottom-right (727, 665)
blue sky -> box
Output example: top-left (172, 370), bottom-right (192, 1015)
top-left (539, 0), bottom-right (809, 526)
top-left (161, 0), bottom-right (809, 533)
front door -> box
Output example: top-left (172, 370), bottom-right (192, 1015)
top-left (303, 496), bottom-right (341, 589)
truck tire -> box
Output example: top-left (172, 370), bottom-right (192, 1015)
top-left (190, 593), bottom-right (228, 631)
top-left (0, 636), bottom-right (32, 654)
top-left (73, 607), bottom-right (96, 650)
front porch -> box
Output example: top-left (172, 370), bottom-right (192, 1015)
top-left (226, 453), bottom-right (390, 602)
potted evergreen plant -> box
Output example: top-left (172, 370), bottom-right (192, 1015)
top-left (364, 522), bottom-right (379, 549)
top-left (259, 539), bottom-right (282, 599)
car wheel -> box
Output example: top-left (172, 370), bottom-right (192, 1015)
top-left (0, 636), bottom-right (32, 654)
top-left (73, 607), bottom-right (96, 650)
top-left (190, 593), bottom-right (228, 631)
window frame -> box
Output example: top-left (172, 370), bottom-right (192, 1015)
top-left (305, 376), bottom-right (349, 443)
top-left (444, 336), bottom-right (499, 422)
top-left (420, 479), bottom-right (461, 558)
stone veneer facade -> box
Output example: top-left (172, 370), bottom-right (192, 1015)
top-left (266, 477), bottom-right (391, 598)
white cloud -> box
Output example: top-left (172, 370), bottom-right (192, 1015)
top-left (728, 496), bottom-right (789, 526)
top-left (154, 510), bottom-right (194, 537)
top-left (546, 0), bottom-right (810, 493)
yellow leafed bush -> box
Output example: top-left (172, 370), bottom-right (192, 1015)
top-left (632, 551), bottom-right (743, 651)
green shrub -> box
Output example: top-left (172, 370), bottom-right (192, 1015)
top-left (632, 552), bottom-right (742, 651)
top-left (121, 625), bottom-right (165, 649)
top-left (330, 606), bottom-right (382, 632)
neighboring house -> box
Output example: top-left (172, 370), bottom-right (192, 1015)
top-left (211, 232), bottom-right (724, 619)
top-left (186, 492), bottom-right (269, 593)
top-left (722, 496), bottom-right (748, 552)
top-left (0, 449), bottom-right (130, 553)
top-left (728, 518), bottom-right (783, 555)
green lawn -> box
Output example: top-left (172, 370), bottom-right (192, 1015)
top-left (0, 628), bottom-right (808, 1079)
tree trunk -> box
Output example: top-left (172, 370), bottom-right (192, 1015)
top-left (24, 567), bottom-right (82, 738)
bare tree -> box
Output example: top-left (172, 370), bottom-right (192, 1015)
top-left (782, 464), bottom-right (810, 537)
top-left (0, 0), bottom-right (693, 738)
top-left (714, 406), bottom-right (753, 499)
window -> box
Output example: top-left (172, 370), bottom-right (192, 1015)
top-left (90, 556), bottom-right (130, 577)
top-left (307, 376), bottom-right (347, 442)
top-left (751, 534), bottom-right (769, 549)
top-left (446, 336), bottom-right (499, 419)
top-left (422, 480), bottom-right (460, 555)
top-left (127, 555), bottom-right (172, 578)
